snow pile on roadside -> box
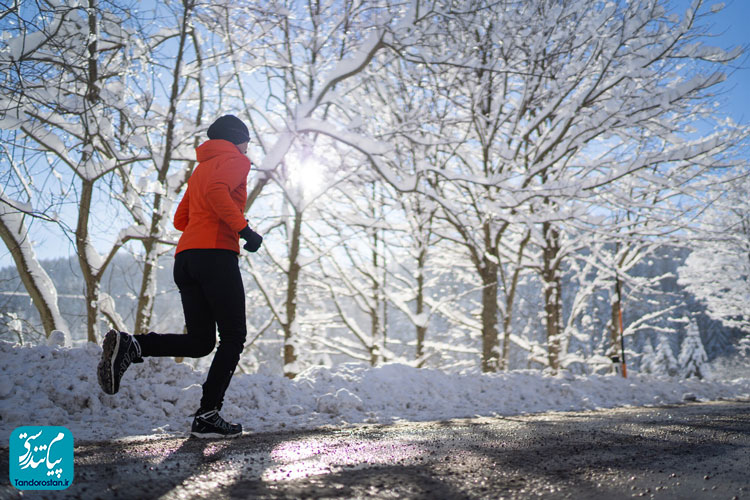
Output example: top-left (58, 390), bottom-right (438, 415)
top-left (1, 340), bottom-right (748, 443)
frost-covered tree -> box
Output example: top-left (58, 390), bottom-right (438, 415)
top-left (678, 174), bottom-right (750, 334)
top-left (344, 54), bottom-right (461, 367)
top-left (387, 0), bottom-right (535, 372)
top-left (1, 1), bottom-right (271, 343)
top-left (420, 0), bottom-right (748, 371)
top-left (244, 137), bottom-right (364, 377)
top-left (0, 0), bottom-right (149, 341)
top-left (678, 320), bottom-right (709, 379)
top-left (226, 0), bottom-right (425, 377)
top-left (390, 195), bottom-right (438, 364)
top-left (0, 187), bottom-right (68, 340)
top-left (121, 0), bottom-right (209, 336)
top-left (313, 178), bottom-right (394, 366)
top-left (652, 335), bottom-right (679, 377)
top-left (639, 339), bottom-right (657, 375)
top-left (739, 336), bottom-right (750, 358)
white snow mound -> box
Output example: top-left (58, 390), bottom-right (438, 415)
top-left (1, 341), bottom-right (748, 442)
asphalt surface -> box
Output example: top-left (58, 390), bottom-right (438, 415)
top-left (2, 400), bottom-right (749, 499)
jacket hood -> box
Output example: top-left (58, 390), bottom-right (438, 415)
top-left (195, 139), bottom-right (244, 163)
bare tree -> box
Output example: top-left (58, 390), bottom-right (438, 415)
top-left (123, 0), bottom-right (208, 335)
top-left (0, 189), bottom-right (68, 339)
top-left (679, 172), bottom-right (750, 334)
top-left (220, 0), bottom-right (424, 377)
top-left (0, 0), bottom-right (147, 341)
top-left (416, 0), bottom-right (747, 371)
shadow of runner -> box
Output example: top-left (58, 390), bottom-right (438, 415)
top-left (73, 436), bottom-right (230, 499)
top-left (0, 434), bottom-right (269, 500)
top-left (11, 427), bottom-right (332, 499)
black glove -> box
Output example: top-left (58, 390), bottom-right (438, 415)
top-left (239, 225), bottom-right (263, 252)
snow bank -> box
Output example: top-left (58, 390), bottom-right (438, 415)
top-left (1, 340), bottom-right (748, 443)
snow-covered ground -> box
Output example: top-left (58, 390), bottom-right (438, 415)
top-left (1, 338), bottom-right (748, 443)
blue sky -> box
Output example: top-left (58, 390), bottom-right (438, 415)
top-left (685, 0), bottom-right (750, 125)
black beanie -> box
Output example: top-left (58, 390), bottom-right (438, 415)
top-left (207, 115), bottom-right (250, 145)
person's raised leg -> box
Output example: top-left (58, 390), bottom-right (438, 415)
top-left (97, 250), bottom-right (218, 395)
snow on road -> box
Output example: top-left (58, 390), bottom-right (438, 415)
top-left (1, 339), bottom-right (748, 443)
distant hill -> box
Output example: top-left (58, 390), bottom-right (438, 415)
top-left (0, 253), bottom-right (180, 344)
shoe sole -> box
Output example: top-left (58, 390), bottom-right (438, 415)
top-left (97, 330), bottom-right (120, 395)
top-left (190, 431), bottom-right (242, 439)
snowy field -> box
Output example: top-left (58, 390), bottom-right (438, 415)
top-left (1, 338), bottom-right (749, 444)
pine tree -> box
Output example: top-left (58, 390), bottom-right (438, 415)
top-left (739, 336), bottom-right (750, 358)
top-left (639, 340), bottom-right (657, 375)
top-left (678, 321), bottom-right (709, 379)
top-left (652, 335), bottom-right (679, 377)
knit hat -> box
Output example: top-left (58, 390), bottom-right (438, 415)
top-left (207, 115), bottom-right (250, 145)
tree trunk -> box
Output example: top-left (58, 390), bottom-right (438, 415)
top-left (415, 244), bottom-right (427, 366)
top-left (77, 1), bottom-right (101, 343)
top-left (283, 209), bottom-right (302, 378)
top-left (369, 217), bottom-right (385, 366)
top-left (542, 222), bottom-right (562, 371)
top-left (134, 238), bottom-right (157, 334)
top-left (134, 1), bottom-right (193, 335)
top-left (75, 179), bottom-right (102, 343)
top-left (480, 255), bottom-right (500, 372)
top-left (500, 230), bottom-right (530, 371)
top-left (0, 212), bottom-right (67, 337)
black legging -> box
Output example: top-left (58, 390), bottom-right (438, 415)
top-left (135, 249), bottom-right (247, 413)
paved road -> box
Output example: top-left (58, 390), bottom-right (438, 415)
top-left (2, 400), bottom-right (749, 499)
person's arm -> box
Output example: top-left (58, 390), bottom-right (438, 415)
top-left (205, 156), bottom-right (251, 232)
top-left (174, 187), bottom-right (190, 231)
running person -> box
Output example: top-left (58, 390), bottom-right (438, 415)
top-left (97, 114), bottom-right (263, 438)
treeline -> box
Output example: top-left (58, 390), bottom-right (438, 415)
top-left (0, 245), bottom-right (743, 376)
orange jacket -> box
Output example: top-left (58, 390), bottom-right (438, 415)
top-left (174, 140), bottom-right (251, 254)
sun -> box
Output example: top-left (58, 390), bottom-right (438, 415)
top-left (285, 149), bottom-right (328, 202)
